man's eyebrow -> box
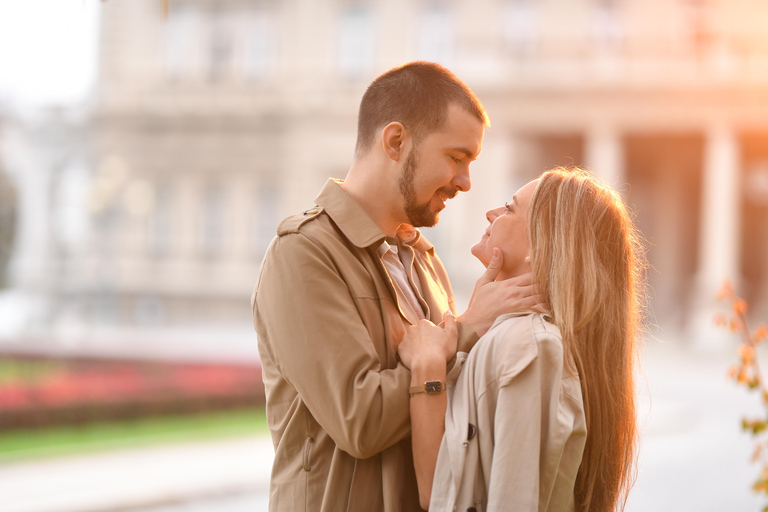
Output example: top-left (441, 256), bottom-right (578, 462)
top-left (451, 147), bottom-right (478, 159)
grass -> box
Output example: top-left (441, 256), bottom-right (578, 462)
top-left (0, 359), bottom-right (64, 385)
top-left (0, 406), bottom-right (269, 463)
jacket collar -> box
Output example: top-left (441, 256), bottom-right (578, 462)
top-left (315, 179), bottom-right (385, 248)
top-left (317, 178), bottom-right (437, 251)
top-left (489, 311), bottom-right (555, 332)
top-left (394, 224), bottom-right (434, 255)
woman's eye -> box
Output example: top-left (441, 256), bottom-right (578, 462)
top-left (504, 202), bottom-right (512, 212)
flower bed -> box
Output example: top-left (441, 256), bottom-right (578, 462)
top-left (0, 356), bottom-right (264, 430)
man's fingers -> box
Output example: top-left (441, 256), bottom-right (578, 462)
top-left (476, 248), bottom-right (503, 286)
top-left (505, 271), bottom-right (533, 287)
top-left (499, 281), bottom-right (536, 298)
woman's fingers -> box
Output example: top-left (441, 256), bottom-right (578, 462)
top-left (398, 317), bottom-right (458, 366)
top-left (443, 311), bottom-right (456, 332)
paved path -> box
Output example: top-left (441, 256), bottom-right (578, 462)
top-left (2, 339), bottom-right (768, 512)
top-left (626, 340), bottom-right (767, 511)
top-left (0, 437), bottom-right (273, 512)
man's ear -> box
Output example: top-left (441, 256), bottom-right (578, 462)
top-left (381, 122), bottom-right (406, 162)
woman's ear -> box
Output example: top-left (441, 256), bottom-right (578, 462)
top-left (381, 122), bottom-right (406, 162)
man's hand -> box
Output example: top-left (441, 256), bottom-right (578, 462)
top-left (458, 248), bottom-right (545, 337)
top-left (398, 313), bottom-right (458, 371)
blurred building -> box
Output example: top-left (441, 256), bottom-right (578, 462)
top-left (0, 149), bottom-right (15, 290)
top-left (3, 0), bottom-right (768, 357)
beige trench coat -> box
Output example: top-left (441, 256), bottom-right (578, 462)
top-left (252, 179), bottom-right (478, 512)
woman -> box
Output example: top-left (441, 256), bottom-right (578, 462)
top-left (398, 168), bottom-right (645, 512)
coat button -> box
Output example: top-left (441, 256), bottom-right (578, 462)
top-left (467, 423), bottom-right (477, 440)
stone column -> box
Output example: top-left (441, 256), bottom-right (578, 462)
top-left (585, 125), bottom-right (625, 191)
top-left (692, 125), bottom-right (741, 350)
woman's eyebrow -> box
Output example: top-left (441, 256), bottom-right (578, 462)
top-left (511, 195), bottom-right (519, 207)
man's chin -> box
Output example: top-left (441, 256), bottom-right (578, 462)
top-left (406, 207), bottom-right (439, 228)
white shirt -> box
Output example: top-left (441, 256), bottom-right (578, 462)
top-left (377, 233), bottom-right (429, 325)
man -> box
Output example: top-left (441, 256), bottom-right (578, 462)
top-left (252, 62), bottom-right (537, 511)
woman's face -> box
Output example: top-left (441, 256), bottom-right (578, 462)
top-left (471, 179), bottom-right (538, 278)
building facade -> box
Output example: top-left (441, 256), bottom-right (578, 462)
top-left (4, 0), bottom-right (768, 357)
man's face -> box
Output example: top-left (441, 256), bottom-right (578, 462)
top-left (397, 103), bottom-right (485, 227)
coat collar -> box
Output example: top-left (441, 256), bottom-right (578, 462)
top-left (315, 178), bottom-right (432, 253)
top-left (315, 179), bottom-right (386, 248)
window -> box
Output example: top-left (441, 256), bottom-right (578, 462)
top-left (252, 179), bottom-right (278, 258)
top-left (208, 9), bottom-right (233, 82)
top-left (683, 0), bottom-right (713, 59)
top-left (53, 161), bottom-right (90, 252)
top-left (338, 6), bottom-right (375, 77)
top-left (165, 5), bottom-right (201, 79)
top-left (198, 185), bottom-right (225, 258)
top-left (148, 184), bottom-right (172, 258)
top-left (502, 1), bottom-right (538, 57)
top-left (242, 9), bottom-right (278, 80)
top-left (592, 1), bottom-right (623, 55)
top-left (418, 5), bottom-right (454, 66)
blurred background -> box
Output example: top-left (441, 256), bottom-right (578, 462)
top-left (0, 0), bottom-right (768, 511)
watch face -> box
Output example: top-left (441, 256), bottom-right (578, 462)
top-left (425, 381), bottom-right (442, 394)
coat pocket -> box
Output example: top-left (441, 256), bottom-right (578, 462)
top-left (302, 436), bottom-right (314, 472)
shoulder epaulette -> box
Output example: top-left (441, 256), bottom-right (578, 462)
top-left (276, 205), bottom-right (324, 236)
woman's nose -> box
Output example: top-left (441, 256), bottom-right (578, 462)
top-left (486, 206), bottom-right (503, 222)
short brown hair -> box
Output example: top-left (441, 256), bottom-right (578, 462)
top-left (355, 61), bottom-right (489, 155)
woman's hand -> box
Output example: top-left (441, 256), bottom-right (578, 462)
top-left (458, 248), bottom-right (545, 337)
top-left (398, 313), bottom-right (458, 371)
top-left (400, 314), bottom-right (455, 510)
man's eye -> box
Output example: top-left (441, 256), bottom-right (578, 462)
top-left (451, 156), bottom-right (461, 164)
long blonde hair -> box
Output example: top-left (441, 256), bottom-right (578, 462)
top-left (528, 168), bottom-right (646, 512)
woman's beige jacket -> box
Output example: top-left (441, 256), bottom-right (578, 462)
top-left (430, 312), bottom-right (587, 512)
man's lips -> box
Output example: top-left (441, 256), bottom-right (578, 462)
top-left (434, 188), bottom-right (458, 208)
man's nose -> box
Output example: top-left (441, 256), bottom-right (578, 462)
top-left (452, 167), bottom-right (471, 192)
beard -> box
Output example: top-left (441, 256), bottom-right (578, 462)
top-left (398, 146), bottom-right (446, 227)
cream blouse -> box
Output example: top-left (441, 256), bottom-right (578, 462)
top-left (429, 312), bottom-right (587, 512)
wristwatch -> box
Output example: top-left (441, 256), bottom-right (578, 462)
top-left (409, 380), bottom-right (443, 397)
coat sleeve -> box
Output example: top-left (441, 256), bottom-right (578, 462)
top-left (456, 321), bottom-right (480, 354)
top-left (253, 232), bottom-right (412, 459)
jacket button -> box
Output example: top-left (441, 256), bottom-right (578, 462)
top-left (467, 423), bottom-right (477, 440)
